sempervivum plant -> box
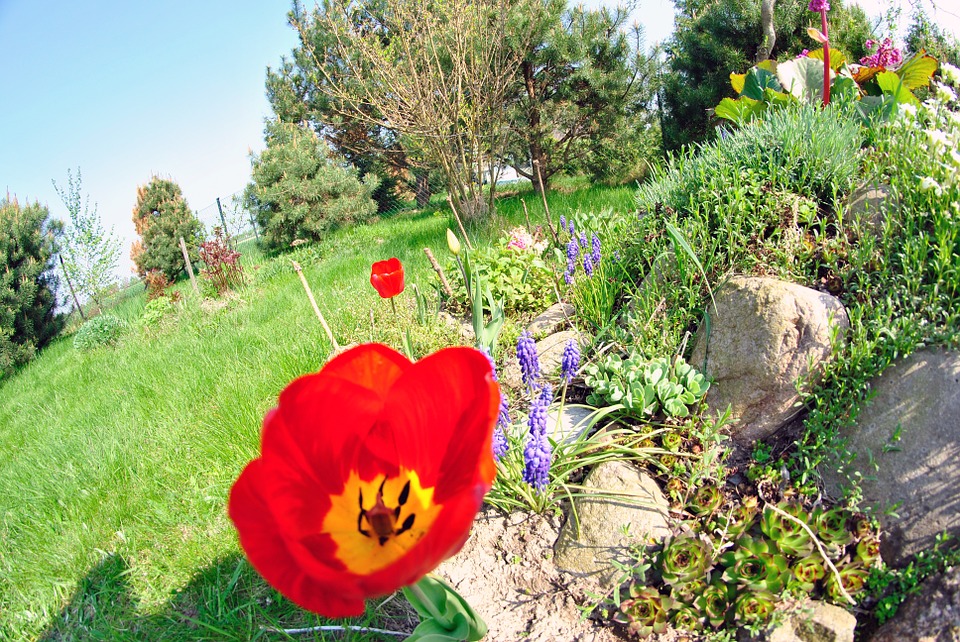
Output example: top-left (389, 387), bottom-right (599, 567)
top-left (856, 537), bottom-right (882, 566)
top-left (695, 582), bottom-right (731, 629)
top-left (615, 585), bottom-right (669, 638)
top-left (814, 507), bottom-right (854, 557)
top-left (714, 496), bottom-right (759, 539)
top-left (659, 533), bottom-right (715, 587)
top-left (790, 555), bottom-right (827, 593)
top-left (669, 603), bottom-right (703, 631)
top-left (760, 502), bottom-right (814, 557)
top-left (824, 562), bottom-right (870, 603)
top-left (720, 536), bottom-right (790, 593)
top-left (733, 590), bottom-right (779, 625)
top-left (686, 484), bottom-right (724, 517)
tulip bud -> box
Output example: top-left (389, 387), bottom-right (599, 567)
top-left (446, 229), bottom-right (461, 255)
top-left (807, 27), bottom-right (829, 44)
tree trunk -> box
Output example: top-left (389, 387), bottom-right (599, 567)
top-left (415, 173), bottom-right (431, 208)
top-left (523, 60), bottom-right (548, 195)
top-left (756, 0), bottom-right (777, 63)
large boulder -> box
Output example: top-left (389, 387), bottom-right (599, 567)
top-left (554, 460), bottom-right (672, 588)
top-left (869, 565), bottom-right (960, 642)
top-left (689, 276), bottom-right (849, 445)
top-left (821, 349), bottom-right (960, 565)
top-left (527, 302), bottom-right (576, 339)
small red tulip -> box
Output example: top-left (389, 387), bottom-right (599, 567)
top-left (370, 258), bottom-right (405, 298)
top-left (228, 343), bottom-right (499, 618)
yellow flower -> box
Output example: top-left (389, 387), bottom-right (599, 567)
top-left (446, 228), bottom-right (461, 256)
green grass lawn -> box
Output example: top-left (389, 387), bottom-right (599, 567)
top-left (0, 182), bottom-right (634, 641)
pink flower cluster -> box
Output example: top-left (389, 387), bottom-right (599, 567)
top-left (807, 0), bottom-right (829, 12)
top-left (506, 226), bottom-right (534, 251)
top-left (860, 38), bottom-right (903, 69)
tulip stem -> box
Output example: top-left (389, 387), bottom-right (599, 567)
top-left (405, 581), bottom-right (445, 623)
top-left (265, 624), bottom-right (406, 637)
top-left (390, 297), bottom-right (397, 316)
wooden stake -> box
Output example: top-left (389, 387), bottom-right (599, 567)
top-left (59, 254), bottom-right (86, 321)
top-left (423, 248), bottom-right (455, 298)
top-left (533, 159), bottom-right (559, 244)
top-left (291, 261), bottom-right (340, 350)
top-left (179, 236), bottom-right (199, 295)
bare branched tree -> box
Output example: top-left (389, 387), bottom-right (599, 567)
top-left (292, 0), bottom-right (535, 219)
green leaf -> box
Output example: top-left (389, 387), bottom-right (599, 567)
top-left (664, 222), bottom-right (716, 312)
top-left (776, 57), bottom-right (825, 104)
top-left (896, 51), bottom-right (938, 90)
top-left (876, 71), bottom-right (920, 107)
top-left (714, 97), bottom-right (765, 124)
top-left (741, 67), bottom-right (782, 101)
top-left (807, 47), bottom-right (847, 71)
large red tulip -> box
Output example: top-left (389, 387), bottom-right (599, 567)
top-left (370, 258), bottom-right (405, 298)
top-left (228, 343), bottom-right (499, 618)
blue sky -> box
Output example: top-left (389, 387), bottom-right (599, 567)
top-left (1, 0), bottom-right (956, 278)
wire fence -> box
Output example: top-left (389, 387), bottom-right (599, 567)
top-left (194, 189), bottom-right (260, 246)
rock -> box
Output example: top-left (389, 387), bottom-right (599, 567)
top-left (501, 330), bottom-right (584, 390)
top-left (547, 405), bottom-right (597, 444)
top-left (869, 565), bottom-right (960, 642)
top-left (438, 311), bottom-right (474, 343)
top-left (554, 460), bottom-right (672, 588)
top-left (821, 349), bottom-right (960, 565)
top-left (435, 508), bottom-right (623, 642)
top-left (844, 183), bottom-right (894, 235)
top-left (527, 303), bottom-right (575, 339)
top-left (689, 276), bottom-right (849, 446)
top-left (765, 601), bottom-right (857, 642)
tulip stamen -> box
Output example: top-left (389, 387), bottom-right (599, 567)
top-left (356, 478), bottom-right (418, 546)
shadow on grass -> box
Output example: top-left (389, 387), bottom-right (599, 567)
top-left (38, 553), bottom-right (411, 642)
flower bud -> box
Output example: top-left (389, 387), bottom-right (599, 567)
top-left (446, 229), bottom-right (461, 256)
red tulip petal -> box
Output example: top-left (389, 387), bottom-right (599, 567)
top-left (228, 460), bottom-right (367, 618)
top-left (369, 347), bottom-right (499, 497)
top-left (370, 258), bottom-right (405, 298)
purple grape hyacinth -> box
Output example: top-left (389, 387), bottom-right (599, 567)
top-left (523, 384), bottom-right (553, 491)
top-left (583, 253), bottom-right (594, 277)
top-left (561, 339), bottom-right (580, 384)
top-left (591, 233), bottom-right (601, 265)
top-left (516, 331), bottom-right (540, 388)
top-left (493, 424), bottom-right (509, 460)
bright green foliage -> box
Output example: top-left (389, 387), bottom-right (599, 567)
top-left (583, 351), bottom-right (709, 419)
top-left (53, 168), bottom-right (121, 310)
top-left (760, 502), bottom-right (814, 557)
top-left (444, 236), bottom-right (553, 317)
top-left (505, 0), bottom-right (660, 190)
top-left (906, 7), bottom-right (960, 67)
top-left (73, 315), bottom-right (126, 351)
top-left (0, 198), bottom-right (64, 377)
top-left (659, 534), bottom-right (714, 586)
top-left (244, 121), bottom-right (379, 250)
top-left (132, 177), bottom-right (203, 279)
top-left (661, 0), bottom-right (870, 149)
top-left (140, 296), bottom-right (174, 327)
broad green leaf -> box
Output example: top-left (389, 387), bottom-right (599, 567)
top-left (742, 67), bottom-right (782, 100)
top-left (714, 96), bottom-right (765, 124)
top-left (757, 58), bottom-right (778, 74)
top-left (763, 87), bottom-right (795, 107)
top-left (876, 71), bottom-right (920, 106)
top-left (730, 72), bottom-right (746, 94)
top-left (807, 47), bottom-right (847, 71)
top-left (831, 75), bottom-right (860, 104)
top-left (896, 51), bottom-right (938, 90)
top-left (776, 57), bottom-right (825, 104)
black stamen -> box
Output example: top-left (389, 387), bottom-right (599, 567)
top-left (396, 513), bottom-right (416, 536)
top-left (378, 536), bottom-right (389, 545)
top-left (357, 508), bottom-right (369, 536)
top-left (398, 480), bottom-right (411, 506)
top-left (358, 488), bottom-right (364, 509)
top-left (394, 505), bottom-right (401, 519)
top-left (377, 478), bottom-right (387, 496)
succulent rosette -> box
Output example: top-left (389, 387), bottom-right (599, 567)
top-left (824, 562), bottom-right (869, 603)
top-left (687, 484), bottom-right (724, 517)
top-left (760, 502), bottom-right (814, 557)
top-left (615, 586), bottom-right (669, 638)
top-left (790, 555), bottom-right (827, 593)
top-left (715, 496), bottom-right (759, 538)
top-left (659, 533), bottom-right (714, 587)
top-left (720, 536), bottom-right (790, 593)
top-left (814, 507), bottom-right (854, 556)
top-left (733, 589), bottom-right (779, 625)
top-left (669, 603), bottom-right (704, 631)
top-left (856, 537), bottom-right (882, 566)
top-left (695, 581), bottom-right (731, 628)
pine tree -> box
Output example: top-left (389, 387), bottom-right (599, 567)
top-left (0, 197), bottom-right (64, 377)
top-left (131, 177), bottom-right (203, 279)
top-left (243, 121), bottom-right (379, 250)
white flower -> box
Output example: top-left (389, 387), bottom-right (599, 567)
top-left (926, 128), bottom-right (951, 149)
top-left (934, 81), bottom-right (958, 104)
top-left (898, 102), bottom-right (917, 119)
top-left (919, 176), bottom-right (943, 196)
top-left (942, 62), bottom-right (960, 87)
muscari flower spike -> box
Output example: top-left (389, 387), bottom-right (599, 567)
top-left (522, 384), bottom-right (552, 491)
top-left (560, 339), bottom-right (580, 384)
top-left (591, 233), bottom-right (601, 264)
top-left (516, 331), bottom-right (540, 388)
top-left (228, 343), bottom-right (499, 617)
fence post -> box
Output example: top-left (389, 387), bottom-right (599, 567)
top-left (249, 210), bottom-right (260, 243)
top-left (179, 236), bottom-right (199, 295)
top-left (216, 197), bottom-right (233, 247)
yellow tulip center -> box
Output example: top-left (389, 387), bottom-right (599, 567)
top-left (322, 469), bottom-right (441, 574)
